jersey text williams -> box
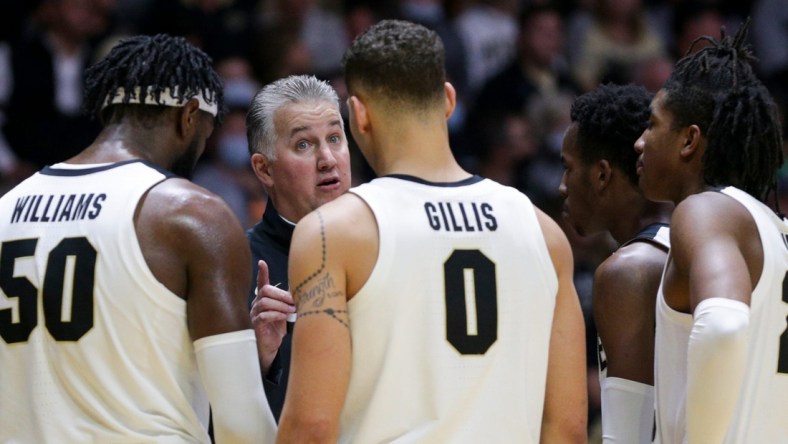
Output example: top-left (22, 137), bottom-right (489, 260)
top-left (11, 193), bottom-right (107, 223)
top-left (424, 201), bottom-right (498, 232)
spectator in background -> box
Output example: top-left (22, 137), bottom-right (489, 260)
top-left (258, 0), bottom-right (348, 79)
top-left (467, 2), bottom-right (579, 171)
top-left (454, 0), bottom-right (519, 98)
top-left (670, 1), bottom-right (727, 59)
top-left (569, 0), bottom-right (665, 91)
top-left (520, 91), bottom-right (575, 218)
top-left (193, 56), bottom-right (264, 228)
top-left (2, 0), bottom-right (113, 170)
top-left (136, 0), bottom-right (258, 61)
top-left (753, 0), bottom-right (788, 151)
top-left (632, 54), bottom-right (674, 92)
top-left (472, 3), bottom-right (577, 117)
top-left (475, 112), bottom-right (537, 187)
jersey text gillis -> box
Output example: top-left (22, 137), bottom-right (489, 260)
top-left (11, 193), bottom-right (107, 223)
top-left (424, 201), bottom-right (498, 232)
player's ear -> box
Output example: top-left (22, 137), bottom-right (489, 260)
top-left (596, 159), bottom-right (612, 190)
top-left (177, 98), bottom-right (202, 139)
top-left (348, 95), bottom-right (370, 136)
top-left (444, 82), bottom-right (456, 120)
top-left (251, 152), bottom-right (274, 187)
top-left (680, 124), bottom-right (702, 158)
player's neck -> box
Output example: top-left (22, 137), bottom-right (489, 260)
top-left (68, 124), bottom-right (169, 166)
top-left (372, 130), bottom-right (469, 182)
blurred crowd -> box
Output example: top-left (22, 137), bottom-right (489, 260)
top-left (0, 0), bottom-right (786, 437)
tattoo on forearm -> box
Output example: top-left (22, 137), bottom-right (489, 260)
top-left (292, 210), bottom-right (349, 330)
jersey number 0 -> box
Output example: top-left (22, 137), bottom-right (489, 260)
top-left (444, 249), bottom-right (497, 355)
top-left (0, 237), bottom-right (96, 343)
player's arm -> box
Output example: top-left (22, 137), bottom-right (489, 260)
top-left (278, 195), bottom-right (377, 443)
top-left (137, 179), bottom-right (276, 443)
top-left (593, 245), bottom-right (665, 443)
top-left (669, 193), bottom-right (758, 443)
top-left (537, 209), bottom-right (588, 443)
top-left (277, 204), bottom-right (352, 443)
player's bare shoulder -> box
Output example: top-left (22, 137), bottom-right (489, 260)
top-left (139, 177), bottom-right (237, 227)
top-left (292, 192), bottom-right (378, 299)
top-left (600, 241), bottom-right (667, 284)
top-left (670, 191), bottom-right (759, 268)
top-left (594, 240), bottom-right (667, 308)
top-left (134, 177), bottom-right (249, 298)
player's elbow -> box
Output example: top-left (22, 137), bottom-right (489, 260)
top-left (691, 298), bottom-right (750, 352)
top-left (277, 414), bottom-right (338, 444)
top-left (541, 411), bottom-right (588, 444)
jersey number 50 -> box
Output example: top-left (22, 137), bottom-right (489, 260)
top-left (0, 237), bottom-right (96, 343)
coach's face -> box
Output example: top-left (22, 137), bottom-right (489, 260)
top-left (256, 100), bottom-right (351, 222)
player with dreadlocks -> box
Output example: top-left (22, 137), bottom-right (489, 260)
top-left (0, 34), bottom-right (275, 442)
top-left (635, 19), bottom-right (788, 443)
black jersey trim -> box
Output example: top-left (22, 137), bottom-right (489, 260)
top-left (383, 174), bottom-right (484, 187)
top-left (40, 159), bottom-right (176, 178)
top-left (620, 222), bottom-right (669, 249)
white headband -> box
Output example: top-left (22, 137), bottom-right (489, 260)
top-left (102, 86), bottom-right (218, 116)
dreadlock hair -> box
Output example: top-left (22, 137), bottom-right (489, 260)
top-left (83, 34), bottom-right (225, 125)
top-left (571, 83), bottom-right (653, 186)
top-left (342, 20), bottom-right (445, 112)
top-left (662, 18), bottom-right (783, 202)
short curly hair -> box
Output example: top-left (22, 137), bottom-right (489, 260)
top-left (342, 19), bottom-right (445, 109)
top-left (570, 83), bottom-right (653, 186)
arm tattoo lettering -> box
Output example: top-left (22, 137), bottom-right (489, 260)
top-left (292, 210), bottom-right (349, 329)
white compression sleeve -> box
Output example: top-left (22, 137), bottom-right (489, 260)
top-left (686, 298), bottom-right (749, 444)
top-left (194, 329), bottom-right (277, 443)
top-left (600, 377), bottom-right (654, 444)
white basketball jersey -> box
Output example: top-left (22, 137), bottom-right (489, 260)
top-left (654, 186), bottom-right (788, 443)
top-left (0, 160), bottom-right (211, 443)
top-left (342, 175), bottom-right (559, 443)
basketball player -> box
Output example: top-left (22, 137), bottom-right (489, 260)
top-left (0, 34), bottom-right (274, 442)
top-left (559, 83), bottom-right (672, 443)
top-left (276, 20), bottom-right (588, 443)
top-left (635, 22), bottom-right (788, 442)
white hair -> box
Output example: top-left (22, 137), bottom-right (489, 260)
top-left (246, 75), bottom-right (342, 159)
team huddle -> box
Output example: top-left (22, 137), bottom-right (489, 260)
top-left (0, 16), bottom-right (786, 444)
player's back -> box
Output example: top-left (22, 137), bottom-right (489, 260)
top-left (343, 175), bottom-right (559, 443)
top-left (0, 160), bottom-right (210, 443)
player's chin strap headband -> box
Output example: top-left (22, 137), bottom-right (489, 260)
top-left (102, 86), bottom-right (218, 117)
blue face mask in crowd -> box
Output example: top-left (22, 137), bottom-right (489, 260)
top-left (217, 133), bottom-right (250, 169)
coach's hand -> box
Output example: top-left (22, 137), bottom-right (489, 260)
top-left (250, 260), bottom-right (295, 374)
